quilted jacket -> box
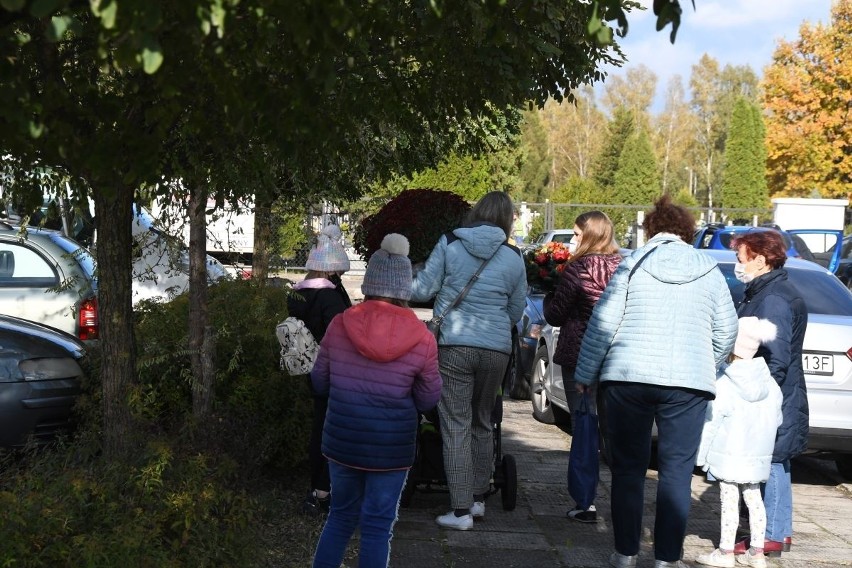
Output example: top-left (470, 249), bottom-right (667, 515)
top-left (311, 300), bottom-right (442, 471)
top-left (737, 269), bottom-right (809, 462)
top-left (574, 233), bottom-right (738, 395)
top-left (410, 223), bottom-right (527, 354)
top-left (696, 358), bottom-right (783, 483)
top-left (543, 253), bottom-right (622, 373)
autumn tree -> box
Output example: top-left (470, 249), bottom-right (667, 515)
top-left (601, 64), bottom-right (658, 134)
top-left (540, 86), bottom-right (607, 187)
top-left (653, 75), bottom-right (695, 194)
top-left (763, 0), bottom-right (852, 198)
top-left (721, 97), bottom-right (768, 210)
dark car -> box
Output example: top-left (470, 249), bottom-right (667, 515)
top-left (0, 315), bottom-right (86, 447)
top-left (512, 250), bottom-right (852, 479)
top-left (826, 235), bottom-right (852, 290)
top-left (693, 223), bottom-right (843, 272)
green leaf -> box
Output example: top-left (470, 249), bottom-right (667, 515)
top-left (139, 33), bottom-right (164, 75)
top-left (28, 121), bottom-right (44, 138)
top-left (596, 25), bottom-right (613, 45)
top-left (94, 0), bottom-right (118, 29)
top-left (46, 15), bottom-right (69, 41)
top-left (0, 0), bottom-right (26, 11)
top-left (29, 0), bottom-right (62, 19)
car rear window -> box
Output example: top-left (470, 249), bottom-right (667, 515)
top-left (718, 230), bottom-right (793, 252)
top-left (50, 233), bottom-right (97, 281)
top-left (717, 263), bottom-right (852, 316)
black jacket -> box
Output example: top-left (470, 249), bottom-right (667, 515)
top-left (287, 281), bottom-right (352, 342)
top-left (737, 269), bottom-right (809, 462)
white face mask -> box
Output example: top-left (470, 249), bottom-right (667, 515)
top-left (568, 235), bottom-right (579, 254)
top-left (734, 262), bottom-right (754, 284)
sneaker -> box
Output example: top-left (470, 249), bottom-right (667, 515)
top-left (567, 504), bottom-right (598, 523)
top-left (435, 511), bottom-right (473, 530)
top-left (655, 561), bottom-right (692, 568)
top-left (470, 501), bottom-right (485, 519)
top-left (609, 552), bottom-right (638, 568)
top-left (735, 549), bottom-right (767, 568)
top-left (299, 490), bottom-right (330, 516)
top-left (696, 548), bottom-right (735, 567)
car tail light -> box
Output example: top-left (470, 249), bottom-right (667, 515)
top-left (78, 297), bottom-right (99, 340)
top-left (846, 347), bottom-right (852, 362)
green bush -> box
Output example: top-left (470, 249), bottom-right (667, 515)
top-left (0, 440), bottom-right (260, 567)
top-left (133, 278), bottom-right (313, 471)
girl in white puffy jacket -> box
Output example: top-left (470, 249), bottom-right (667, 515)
top-left (696, 317), bottom-right (784, 568)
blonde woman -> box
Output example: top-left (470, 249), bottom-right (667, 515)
top-left (543, 211), bottom-right (621, 523)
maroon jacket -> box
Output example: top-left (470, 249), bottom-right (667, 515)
top-left (543, 253), bottom-right (622, 374)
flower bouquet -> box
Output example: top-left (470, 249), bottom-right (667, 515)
top-left (524, 241), bottom-right (571, 292)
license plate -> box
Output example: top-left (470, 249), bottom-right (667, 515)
top-left (802, 353), bottom-right (834, 376)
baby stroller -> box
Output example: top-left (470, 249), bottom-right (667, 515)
top-left (400, 352), bottom-right (518, 512)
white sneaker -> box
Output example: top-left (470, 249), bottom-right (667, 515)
top-left (470, 501), bottom-right (485, 518)
top-left (696, 548), bottom-right (735, 567)
top-left (435, 511), bottom-right (473, 530)
top-left (609, 552), bottom-right (638, 568)
top-left (655, 561), bottom-right (692, 568)
top-left (735, 549), bottom-right (767, 568)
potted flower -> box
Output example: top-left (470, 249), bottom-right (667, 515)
top-left (524, 241), bottom-right (572, 293)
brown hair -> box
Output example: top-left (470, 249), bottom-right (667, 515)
top-left (642, 194), bottom-right (695, 242)
top-left (466, 191), bottom-right (514, 238)
top-left (364, 295), bottom-right (409, 308)
top-left (571, 210), bottom-right (619, 261)
top-left (731, 231), bottom-right (788, 269)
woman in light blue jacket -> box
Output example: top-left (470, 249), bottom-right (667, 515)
top-left (575, 195), bottom-right (738, 568)
top-left (411, 191), bottom-right (526, 531)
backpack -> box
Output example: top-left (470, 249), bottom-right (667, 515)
top-left (276, 316), bottom-right (320, 375)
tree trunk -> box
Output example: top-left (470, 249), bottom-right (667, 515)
top-left (252, 194), bottom-right (273, 282)
top-left (93, 187), bottom-right (137, 458)
top-left (188, 184), bottom-right (214, 417)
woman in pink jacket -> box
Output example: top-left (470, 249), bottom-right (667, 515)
top-left (543, 210), bottom-right (621, 523)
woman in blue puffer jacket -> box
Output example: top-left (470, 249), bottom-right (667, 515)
top-left (574, 195), bottom-right (738, 568)
top-left (410, 191), bottom-right (527, 531)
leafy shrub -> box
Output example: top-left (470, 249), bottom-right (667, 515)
top-left (0, 439), bottom-right (261, 567)
top-left (352, 188), bottom-right (471, 264)
top-left (133, 278), bottom-right (312, 471)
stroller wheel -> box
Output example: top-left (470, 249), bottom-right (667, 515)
top-left (500, 454), bottom-right (517, 511)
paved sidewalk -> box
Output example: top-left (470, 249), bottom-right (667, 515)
top-left (382, 398), bottom-right (852, 568)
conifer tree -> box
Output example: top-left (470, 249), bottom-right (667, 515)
top-left (613, 130), bottom-right (661, 207)
top-left (591, 107), bottom-right (635, 194)
top-left (721, 97), bottom-right (768, 210)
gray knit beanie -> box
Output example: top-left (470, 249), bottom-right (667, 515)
top-left (361, 233), bottom-right (412, 301)
top-left (306, 225), bottom-right (350, 273)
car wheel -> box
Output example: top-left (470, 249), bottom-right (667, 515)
top-left (508, 338), bottom-right (530, 400)
top-left (836, 455), bottom-right (852, 481)
top-left (531, 345), bottom-right (568, 425)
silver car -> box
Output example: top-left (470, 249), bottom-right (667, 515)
top-left (529, 249), bottom-right (852, 479)
top-left (0, 222), bottom-right (99, 340)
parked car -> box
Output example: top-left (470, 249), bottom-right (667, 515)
top-left (0, 222), bottom-right (99, 341)
top-left (522, 228), bottom-right (575, 252)
top-left (0, 314), bottom-right (86, 447)
top-left (517, 249), bottom-right (852, 479)
top-left (693, 223), bottom-right (843, 272)
top-left (825, 234), bottom-right (852, 290)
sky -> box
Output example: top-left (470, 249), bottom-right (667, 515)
top-left (600, 0), bottom-right (835, 110)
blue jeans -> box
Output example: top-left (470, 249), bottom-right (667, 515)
top-left (312, 462), bottom-right (407, 568)
top-left (604, 383), bottom-right (708, 563)
top-left (763, 460), bottom-right (793, 542)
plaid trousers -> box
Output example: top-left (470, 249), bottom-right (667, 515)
top-left (437, 346), bottom-right (509, 509)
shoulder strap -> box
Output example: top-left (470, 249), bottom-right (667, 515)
top-left (432, 249), bottom-right (498, 325)
top-left (628, 240), bottom-right (674, 281)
